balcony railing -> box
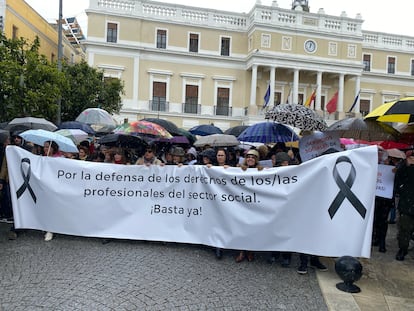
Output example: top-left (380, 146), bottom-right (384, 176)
top-left (182, 102), bottom-right (200, 114)
top-left (149, 99), bottom-right (169, 112)
top-left (214, 106), bottom-right (232, 116)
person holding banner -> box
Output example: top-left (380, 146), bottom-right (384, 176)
top-left (235, 149), bottom-right (263, 263)
top-left (136, 144), bottom-right (162, 166)
top-left (43, 141), bottom-right (64, 241)
top-left (394, 149), bottom-right (414, 261)
top-left (373, 147), bottom-right (393, 253)
top-left (213, 148), bottom-right (231, 259)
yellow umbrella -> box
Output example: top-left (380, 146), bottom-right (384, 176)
top-left (365, 97), bottom-right (414, 123)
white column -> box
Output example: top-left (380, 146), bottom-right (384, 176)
top-left (316, 71), bottom-right (322, 110)
top-left (250, 65), bottom-right (258, 107)
top-left (269, 66), bottom-right (276, 107)
top-left (338, 73), bottom-right (344, 112)
top-left (293, 69), bottom-right (299, 104)
top-left (354, 76), bottom-right (361, 113)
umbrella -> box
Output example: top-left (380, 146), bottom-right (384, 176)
top-left (20, 129), bottom-right (78, 153)
top-left (176, 128), bottom-right (196, 145)
top-left (75, 108), bottom-right (117, 131)
top-left (141, 118), bottom-right (181, 136)
top-left (156, 136), bottom-right (190, 144)
top-left (98, 133), bottom-right (148, 150)
top-left (394, 122), bottom-right (414, 145)
top-left (364, 97), bottom-right (414, 123)
top-left (194, 134), bottom-right (239, 148)
top-left (237, 122), bottom-right (299, 144)
top-left (325, 118), bottom-right (400, 141)
top-left (189, 124), bottom-right (223, 136)
top-left (0, 129), bottom-right (10, 144)
top-left (113, 121), bottom-right (173, 138)
top-left (55, 129), bottom-right (89, 144)
top-left (386, 148), bottom-right (406, 159)
top-left (6, 117), bottom-right (57, 132)
top-left (224, 125), bottom-right (250, 137)
top-left (58, 121), bottom-right (95, 135)
top-left (265, 104), bottom-right (328, 131)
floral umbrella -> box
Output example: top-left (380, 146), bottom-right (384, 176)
top-left (265, 104), bottom-right (328, 131)
top-left (113, 121), bottom-right (173, 138)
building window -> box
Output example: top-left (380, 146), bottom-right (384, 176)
top-left (216, 87), bottom-right (230, 116)
top-left (12, 25), bottom-right (18, 39)
top-left (221, 37), bottom-right (230, 56)
top-left (360, 99), bottom-right (370, 116)
top-left (261, 34), bottom-right (271, 48)
top-left (152, 82), bottom-right (167, 111)
top-left (51, 53), bottom-right (55, 63)
top-left (274, 91), bottom-right (282, 106)
top-left (184, 85), bottom-right (199, 114)
top-left (157, 29), bottom-right (167, 49)
top-left (189, 33), bottom-right (199, 52)
top-left (363, 54), bottom-right (371, 72)
top-left (107, 22), bottom-right (118, 43)
top-left (387, 57), bottom-right (396, 74)
top-left (411, 59), bottom-right (414, 76)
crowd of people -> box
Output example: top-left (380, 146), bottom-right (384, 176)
top-left (1, 129), bottom-right (413, 274)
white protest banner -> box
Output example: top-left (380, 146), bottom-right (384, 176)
top-left (376, 164), bottom-right (395, 199)
top-left (7, 145), bottom-right (378, 257)
top-left (299, 132), bottom-right (342, 162)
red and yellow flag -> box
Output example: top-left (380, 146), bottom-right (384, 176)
top-left (304, 89), bottom-right (316, 107)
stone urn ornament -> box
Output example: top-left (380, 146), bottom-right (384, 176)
top-left (334, 256), bottom-right (363, 293)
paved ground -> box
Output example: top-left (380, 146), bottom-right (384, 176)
top-left (0, 223), bottom-right (328, 311)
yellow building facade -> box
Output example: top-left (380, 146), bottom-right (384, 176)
top-left (83, 0), bottom-right (414, 129)
top-left (0, 0), bottom-right (83, 63)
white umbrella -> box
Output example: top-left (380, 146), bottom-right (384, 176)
top-left (55, 129), bottom-right (89, 144)
top-left (193, 134), bottom-right (239, 147)
top-left (20, 129), bottom-right (78, 153)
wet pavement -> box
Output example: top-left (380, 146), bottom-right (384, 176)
top-left (1, 222), bottom-right (413, 310)
top-left (0, 223), bottom-right (327, 311)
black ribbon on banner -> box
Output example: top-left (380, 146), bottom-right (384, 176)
top-left (328, 156), bottom-right (366, 219)
top-left (16, 158), bottom-right (37, 203)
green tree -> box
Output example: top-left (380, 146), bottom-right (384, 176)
top-left (0, 34), bottom-right (125, 124)
top-left (60, 61), bottom-right (124, 122)
top-left (0, 33), bottom-right (64, 123)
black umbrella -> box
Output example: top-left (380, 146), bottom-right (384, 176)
top-left (0, 129), bottom-right (10, 144)
top-left (6, 117), bottom-right (57, 132)
top-left (325, 118), bottom-right (400, 141)
top-left (98, 133), bottom-right (148, 150)
top-left (59, 121), bottom-right (95, 135)
top-left (142, 118), bottom-right (181, 136)
top-left (189, 124), bottom-right (223, 136)
top-left (224, 125), bottom-right (250, 137)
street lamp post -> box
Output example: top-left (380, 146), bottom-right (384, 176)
top-left (56, 0), bottom-right (63, 124)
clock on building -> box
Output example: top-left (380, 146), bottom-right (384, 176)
top-left (304, 39), bottom-right (317, 53)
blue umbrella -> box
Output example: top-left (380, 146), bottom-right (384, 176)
top-left (20, 129), bottom-right (78, 153)
top-left (238, 122), bottom-right (299, 144)
top-left (189, 124), bottom-right (223, 136)
top-left (59, 121), bottom-right (95, 135)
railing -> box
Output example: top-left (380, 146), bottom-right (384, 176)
top-left (214, 106), bottom-right (232, 116)
top-left (149, 99), bottom-right (169, 112)
top-left (182, 102), bottom-right (200, 114)
top-left (90, 0), bottom-right (414, 49)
